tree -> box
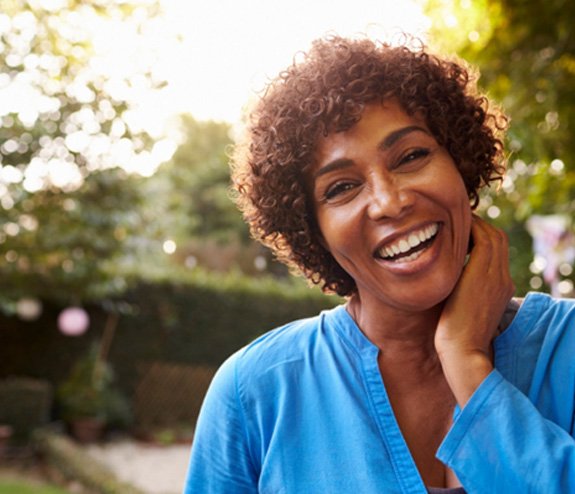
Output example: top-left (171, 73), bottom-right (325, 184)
top-left (424, 0), bottom-right (575, 296)
top-left (159, 115), bottom-right (248, 244)
top-left (0, 0), bottom-right (168, 311)
top-left (148, 115), bottom-right (285, 276)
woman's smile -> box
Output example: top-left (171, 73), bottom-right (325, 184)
top-left (375, 220), bottom-right (444, 276)
top-left (374, 222), bottom-right (439, 262)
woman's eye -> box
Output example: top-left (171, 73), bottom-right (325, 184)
top-left (397, 148), bottom-right (430, 167)
top-left (324, 182), bottom-right (355, 201)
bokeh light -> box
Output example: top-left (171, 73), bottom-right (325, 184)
top-left (58, 306), bottom-right (90, 336)
top-left (16, 297), bottom-right (42, 321)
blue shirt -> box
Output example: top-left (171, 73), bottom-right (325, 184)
top-left (184, 292), bottom-right (575, 493)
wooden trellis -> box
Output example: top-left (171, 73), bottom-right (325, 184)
top-left (133, 362), bottom-right (216, 437)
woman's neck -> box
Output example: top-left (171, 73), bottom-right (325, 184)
top-left (346, 293), bottom-right (444, 371)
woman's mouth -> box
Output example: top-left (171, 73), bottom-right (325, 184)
top-left (375, 223), bottom-right (439, 263)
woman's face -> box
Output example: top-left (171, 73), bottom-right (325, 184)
top-left (307, 100), bottom-right (472, 313)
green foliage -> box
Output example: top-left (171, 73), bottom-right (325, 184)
top-left (0, 482), bottom-right (71, 494)
top-left (153, 115), bottom-right (249, 244)
top-left (0, 272), bottom-right (340, 401)
top-left (0, 377), bottom-right (52, 444)
top-left (114, 270), bottom-right (339, 370)
top-left (0, 0), bottom-right (166, 309)
top-left (424, 0), bottom-right (575, 295)
top-left (57, 346), bottom-right (130, 427)
top-left (0, 169), bottom-right (151, 305)
top-left (147, 115), bottom-right (286, 278)
top-left (426, 0), bottom-right (575, 173)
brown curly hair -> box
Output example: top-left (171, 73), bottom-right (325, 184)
top-left (231, 35), bottom-right (508, 297)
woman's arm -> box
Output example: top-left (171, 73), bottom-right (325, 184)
top-left (438, 368), bottom-right (575, 492)
top-left (435, 216), bottom-right (575, 491)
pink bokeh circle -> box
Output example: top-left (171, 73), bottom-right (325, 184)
top-left (58, 307), bottom-right (90, 336)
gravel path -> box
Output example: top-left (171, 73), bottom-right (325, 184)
top-left (85, 439), bottom-right (191, 494)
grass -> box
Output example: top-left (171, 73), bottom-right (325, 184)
top-left (0, 467), bottom-right (74, 494)
top-left (0, 480), bottom-right (72, 494)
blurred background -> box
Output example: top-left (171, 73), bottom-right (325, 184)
top-left (0, 0), bottom-right (573, 493)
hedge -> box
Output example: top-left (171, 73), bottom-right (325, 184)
top-left (0, 377), bottom-right (52, 445)
top-left (0, 272), bottom-right (340, 401)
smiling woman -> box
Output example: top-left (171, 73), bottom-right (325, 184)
top-left (183, 35), bottom-right (575, 494)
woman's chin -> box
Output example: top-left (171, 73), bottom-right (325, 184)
top-left (381, 281), bottom-right (457, 314)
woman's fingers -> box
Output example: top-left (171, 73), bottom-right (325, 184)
top-left (435, 216), bottom-right (514, 357)
top-left (435, 216), bottom-right (515, 406)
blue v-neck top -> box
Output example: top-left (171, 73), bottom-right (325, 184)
top-left (184, 293), bottom-right (575, 493)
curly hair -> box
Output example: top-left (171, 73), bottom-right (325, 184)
top-left (231, 35), bottom-right (508, 297)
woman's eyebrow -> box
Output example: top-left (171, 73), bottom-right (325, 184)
top-left (313, 158), bottom-right (353, 180)
top-left (378, 125), bottom-right (428, 151)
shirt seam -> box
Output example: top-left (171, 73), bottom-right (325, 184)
top-left (234, 351), bottom-right (259, 480)
top-left (360, 356), bottom-right (418, 493)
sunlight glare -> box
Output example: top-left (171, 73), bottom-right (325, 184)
top-left (0, 1), bottom-right (429, 179)
top-left (159, 0), bottom-right (429, 123)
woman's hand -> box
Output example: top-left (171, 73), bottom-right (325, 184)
top-left (435, 215), bottom-right (515, 407)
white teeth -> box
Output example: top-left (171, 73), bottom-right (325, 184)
top-left (378, 223), bottom-right (439, 260)
top-left (408, 233), bottom-right (420, 248)
top-left (426, 224), bottom-right (438, 237)
top-left (401, 249), bottom-right (423, 262)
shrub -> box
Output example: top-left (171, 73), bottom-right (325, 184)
top-left (0, 378), bottom-right (52, 445)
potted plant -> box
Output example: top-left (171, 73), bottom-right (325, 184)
top-left (57, 345), bottom-right (130, 442)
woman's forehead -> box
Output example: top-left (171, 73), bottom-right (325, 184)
top-left (314, 101), bottom-right (429, 159)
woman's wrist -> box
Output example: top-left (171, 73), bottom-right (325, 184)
top-left (438, 349), bottom-right (493, 408)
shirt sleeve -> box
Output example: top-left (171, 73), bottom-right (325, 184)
top-left (437, 370), bottom-right (575, 493)
top-left (183, 353), bottom-right (258, 494)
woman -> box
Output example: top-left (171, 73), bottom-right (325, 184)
top-left (184, 36), bottom-right (575, 493)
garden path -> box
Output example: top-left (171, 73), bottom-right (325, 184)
top-left (85, 439), bottom-right (191, 494)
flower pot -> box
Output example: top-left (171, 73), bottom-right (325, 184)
top-left (69, 417), bottom-right (105, 443)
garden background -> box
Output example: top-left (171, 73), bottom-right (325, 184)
top-left (0, 0), bottom-right (574, 492)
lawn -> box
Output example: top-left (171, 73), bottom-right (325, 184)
top-left (0, 481), bottom-right (71, 494)
top-left (0, 468), bottom-right (73, 494)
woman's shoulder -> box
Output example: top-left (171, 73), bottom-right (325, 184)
top-left (218, 304), bottom-right (346, 379)
top-left (493, 292), bottom-right (575, 418)
top-left (518, 291), bottom-right (575, 326)
top-left (501, 292), bottom-right (574, 331)
top-left (497, 291), bottom-right (575, 358)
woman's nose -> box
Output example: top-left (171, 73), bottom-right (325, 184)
top-left (366, 176), bottom-right (413, 220)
